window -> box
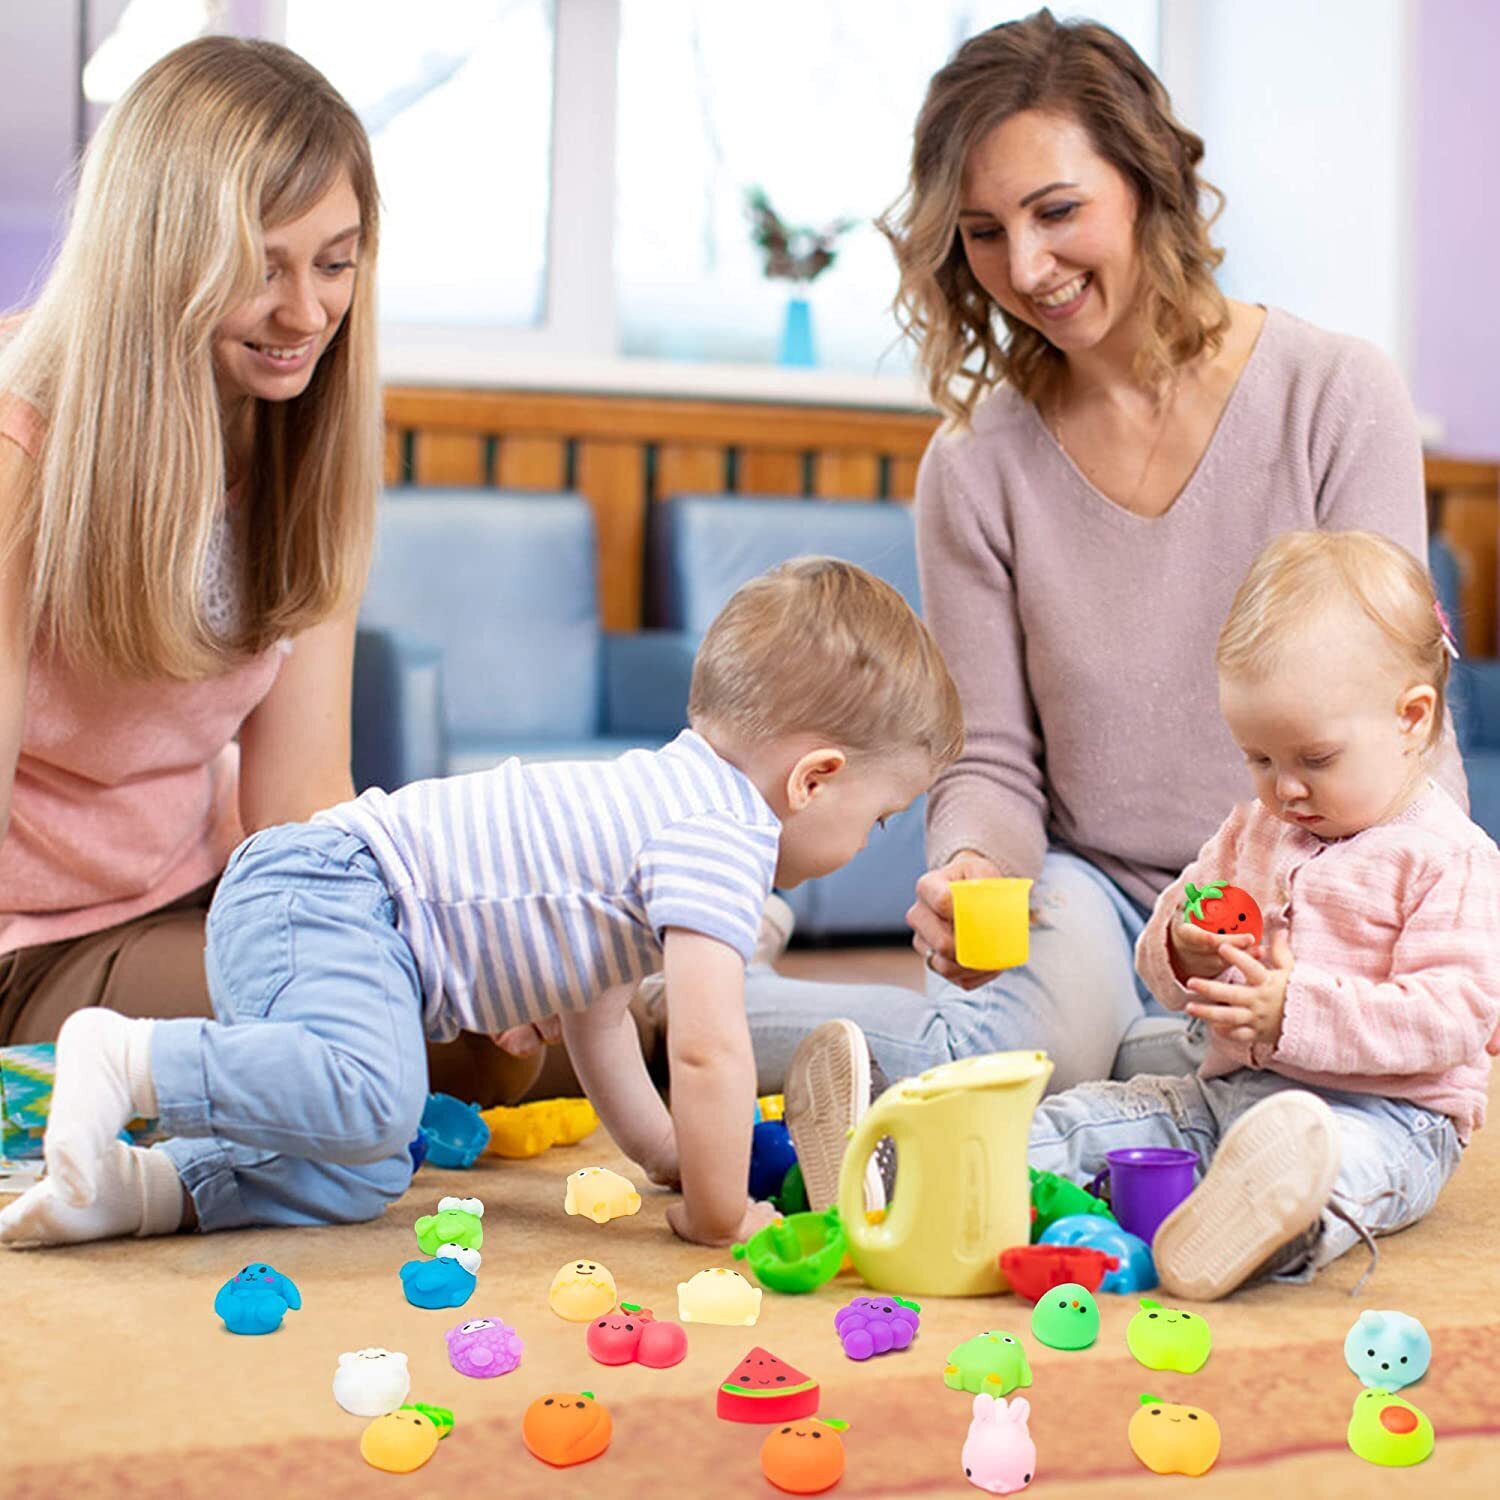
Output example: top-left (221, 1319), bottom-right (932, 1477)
top-left (285, 0), bottom-right (555, 328)
top-left (615, 0), bottom-right (1159, 373)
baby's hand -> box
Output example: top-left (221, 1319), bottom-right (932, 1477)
top-left (1185, 930), bottom-right (1293, 1048)
top-left (665, 1197), bottom-right (778, 1248)
top-left (1170, 919), bottom-right (1254, 982)
top-left (492, 1015), bottom-right (563, 1056)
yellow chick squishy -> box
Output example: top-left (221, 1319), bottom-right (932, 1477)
top-left (549, 1259), bottom-right (619, 1321)
top-left (678, 1267), bottom-right (762, 1326)
top-left (564, 1167), bottom-right (642, 1225)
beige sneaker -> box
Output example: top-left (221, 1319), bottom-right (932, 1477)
top-left (784, 1019), bottom-right (892, 1215)
top-left (1154, 1090), bottom-right (1341, 1301)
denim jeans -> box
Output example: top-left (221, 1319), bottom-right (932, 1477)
top-left (744, 848), bottom-right (1204, 1095)
top-left (151, 823), bottom-right (427, 1231)
top-left (1028, 1068), bottom-right (1463, 1281)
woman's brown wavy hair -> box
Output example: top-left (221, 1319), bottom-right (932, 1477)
top-left (880, 8), bottom-right (1229, 425)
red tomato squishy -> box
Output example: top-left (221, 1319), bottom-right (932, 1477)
top-left (1184, 883), bottom-right (1262, 943)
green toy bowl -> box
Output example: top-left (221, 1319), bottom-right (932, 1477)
top-left (732, 1208), bottom-right (847, 1294)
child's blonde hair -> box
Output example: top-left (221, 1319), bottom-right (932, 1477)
top-left (1218, 530), bottom-right (1450, 750)
top-left (0, 37), bottom-right (380, 679)
top-left (689, 556), bottom-right (965, 768)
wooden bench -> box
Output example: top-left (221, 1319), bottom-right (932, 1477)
top-left (384, 385), bottom-right (1499, 650)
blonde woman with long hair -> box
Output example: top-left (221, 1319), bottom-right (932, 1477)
top-left (751, 11), bottom-right (1464, 1211)
top-left (0, 37), bottom-right (386, 1236)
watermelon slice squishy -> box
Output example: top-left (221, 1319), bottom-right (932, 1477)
top-left (717, 1346), bottom-right (820, 1424)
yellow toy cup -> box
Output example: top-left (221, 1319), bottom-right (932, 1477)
top-left (951, 878), bottom-right (1033, 971)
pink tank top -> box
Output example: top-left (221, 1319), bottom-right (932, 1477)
top-left (0, 396), bottom-right (285, 952)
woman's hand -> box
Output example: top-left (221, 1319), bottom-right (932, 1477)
top-left (666, 1196), bottom-right (778, 1248)
top-left (907, 850), bottom-right (1008, 990)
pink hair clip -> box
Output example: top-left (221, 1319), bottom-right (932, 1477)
top-left (1434, 599), bottom-right (1461, 661)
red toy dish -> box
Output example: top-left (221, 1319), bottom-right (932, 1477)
top-left (998, 1244), bottom-right (1119, 1302)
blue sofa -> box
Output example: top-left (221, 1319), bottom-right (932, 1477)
top-left (351, 491), bottom-right (1500, 937)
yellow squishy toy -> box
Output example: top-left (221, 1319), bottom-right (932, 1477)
top-left (360, 1404), bottom-right (453, 1473)
top-left (482, 1098), bottom-right (599, 1159)
top-left (549, 1259), bottom-right (619, 1321)
top-left (564, 1167), bottom-right (642, 1224)
top-left (678, 1267), bottom-right (763, 1326)
top-left (1128, 1394), bottom-right (1221, 1477)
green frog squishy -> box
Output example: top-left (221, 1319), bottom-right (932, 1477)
top-left (943, 1330), bottom-right (1033, 1395)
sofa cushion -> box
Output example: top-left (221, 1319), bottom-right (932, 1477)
top-left (654, 496), bottom-right (919, 634)
top-left (361, 489), bottom-right (602, 744)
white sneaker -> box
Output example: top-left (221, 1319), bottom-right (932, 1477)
top-left (784, 1019), bottom-right (891, 1216)
top-left (1153, 1090), bottom-right (1341, 1301)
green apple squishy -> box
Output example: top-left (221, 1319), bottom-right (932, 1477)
top-left (1126, 1299), bottom-right (1212, 1373)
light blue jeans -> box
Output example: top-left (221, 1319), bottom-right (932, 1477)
top-left (745, 849), bottom-right (1203, 1095)
top-left (151, 823), bottom-right (427, 1231)
top-left (1028, 1069), bottom-right (1464, 1281)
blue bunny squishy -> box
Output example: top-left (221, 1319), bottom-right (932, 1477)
top-left (400, 1245), bottom-right (481, 1310)
top-left (214, 1262), bottom-right (302, 1335)
top-left (1345, 1310), bottom-right (1431, 1391)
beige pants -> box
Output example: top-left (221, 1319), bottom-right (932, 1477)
top-left (0, 881), bottom-right (550, 1108)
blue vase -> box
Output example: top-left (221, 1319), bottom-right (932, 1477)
top-left (779, 294), bottom-right (816, 366)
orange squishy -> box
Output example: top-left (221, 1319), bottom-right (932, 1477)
top-left (522, 1389), bottom-right (613, 1467)
top-left (761, 1419), bottom-right (848, 1494)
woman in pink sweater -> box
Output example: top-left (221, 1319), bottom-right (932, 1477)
top-left (0, 40), bottom-right (384, 1176)
top-left (764, 13), bottom-right (1465, 1210)
top-left (1031, 531), bottom-right (1499, 1299)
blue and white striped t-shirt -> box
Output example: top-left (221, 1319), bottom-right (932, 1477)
top-left (316, 730), bottom-right (781, 1041)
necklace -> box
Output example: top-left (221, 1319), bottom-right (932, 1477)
top-left (1049, 375), bottom-right (1182, 516)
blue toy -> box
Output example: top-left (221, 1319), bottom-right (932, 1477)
top-left (400, 1245), bottom-right (480, 1310)
top-left (1345, 1310), bottom-right (1431, 1391)
top-left (420, 1093), bottom-right (490, 1168)
top-left (749, 1119), bottom-right (798, 1201)
top-left (213, 1262), bottom-right (302, 1335)
top-left (408, 1128), bottom-right (429, 1172)
top-left (1039, 1213), bottom-right (1157, 1293)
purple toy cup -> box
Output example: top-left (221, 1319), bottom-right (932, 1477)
top-left (1090, 1148), bottom-right (1198, 1245)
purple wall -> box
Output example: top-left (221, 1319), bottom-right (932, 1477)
top-left (1415, 0), bottom-right (1500, 459)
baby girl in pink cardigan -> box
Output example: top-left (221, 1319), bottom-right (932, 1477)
top-left (1028, 529), bottom-right (1500, 1300)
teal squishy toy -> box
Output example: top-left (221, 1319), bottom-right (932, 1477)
top-left (1347, 1388), bottom-right (1435, 1466)
top-left (1344, 1310), bottom-right (1430, 1391)
top-left (1030, 1283), bottom-right (1099, 1350)
top-left (214, 1262), bottom-right (301, 1335)
top-left (400, 1245), bottom-right (480, 1309)
top-left (415, 1195), bottom-right (485, 1255)
top-left (1039, 1214), bottom-right (1156, 1294)
top-left (1126, 1299), bottom-right (1212, 1373)
top-left (420, 1092), bottom-right (490, 1168)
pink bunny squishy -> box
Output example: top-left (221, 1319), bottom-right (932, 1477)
top-left (961, 1393), bottom-right (1036, 1494)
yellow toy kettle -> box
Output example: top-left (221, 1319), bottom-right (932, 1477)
top-left (839, 1051), bottom-right (1053, 1297)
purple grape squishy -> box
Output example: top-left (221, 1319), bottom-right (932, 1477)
top-left (834, 1294), bottom-right (921, 1361)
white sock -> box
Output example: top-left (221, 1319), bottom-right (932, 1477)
top-left (44, 1009), bottom-right (159, 1207)
top-left (0, 1143), bottom-right (183, 1246)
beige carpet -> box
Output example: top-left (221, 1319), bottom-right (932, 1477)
top-left (3, 950), bottom-right (1499, 1499)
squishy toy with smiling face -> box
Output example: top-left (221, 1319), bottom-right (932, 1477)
top-left (1346, 1387), bottom-right (1435, 1466)
top-left (414, 1196), bottom-right (484, 1255)
top-left (360, 1406), bottom-right (452, 1473)
top-left (760, 1419), bottom-right (849, 1494)
top-left (678, 1266), bottom-right (762, 1325)
top-left (1030, 1284), bottom-right (1099, 1350)
top-left (1126, 1300), bottom-right (1212, 1373)
top-left (564, 1166), bottom-right (642, 1223)
top-left (445, 1316), bottom-right (524, 1379)
top-left (522, 1390), bottom-right (613, 1466)
top-left (333, 1348), bottom-right (411, 1417)
top-left (1128, 1394), bottom-right (1221, 1476)
top-left (213, 1263), bottom-right (301, 1335)
top-left (549, 1258), bottom-right (618, 1321)
top-left (586, 1303), bottom-right (688, 1368)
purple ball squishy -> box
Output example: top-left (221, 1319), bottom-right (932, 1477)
top-left (445, 1316), bottom-right (524, 1379)
top-left (834, 1294), bottom-right (921, 1361)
